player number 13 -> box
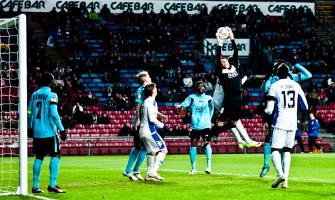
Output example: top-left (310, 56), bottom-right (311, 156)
top-left (281, 90), bottom-right (295, 108)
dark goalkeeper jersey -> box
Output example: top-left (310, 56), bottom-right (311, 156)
top-left (216, 39), bottom-right (242, 105)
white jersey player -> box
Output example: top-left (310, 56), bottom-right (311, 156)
top-left (139, 83), bottom-right (168, 181)
top-left (265, 63), bottom-right (308, 189)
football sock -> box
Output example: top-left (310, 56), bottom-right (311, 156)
top-left (205, 145), bottom-right (212, 168)
top-left (125, 147), bottom-right (139, 174)
top-left (263, 143), bottom-right (271, 168)
top-left (283, 152), bottom-right (291, 180)
top-left (153, 152), bottom-right (166, 173)
top-left (33, 159), bottom-right (43, 188)
top-left (235, 120), bottom-right (252, 144)
top-left (190, 147), bottom-right (197, 170)
top-left (230, 128), bottom-right (244, 144)
top-left (133, 149), bottom-right (147, 173)
top-left (49, 157), bottom-right (60, 187)
top-left (147, 155), bottom-right (155, 174)
top-left (272, 151), bottom-right (284, 178)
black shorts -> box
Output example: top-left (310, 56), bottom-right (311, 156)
top-left (190, 128), bottom-right (211, 140)
top-left (218, 104), bottom-right (241, 121)
top-left (133, 127), bottom-right (145, 150)
top-left (33, 136), bottom-right (60, 156)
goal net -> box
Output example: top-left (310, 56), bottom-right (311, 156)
top-left (0, 14), bottom-right (27, 196)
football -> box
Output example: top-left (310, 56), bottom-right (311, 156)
top-left (217, 27), bottom-right (229, 39)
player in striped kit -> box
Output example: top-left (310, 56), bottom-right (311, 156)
top-left (264, 64), bottom-right (308, 188)
top-left (28, 72), bottom-right (67, 193)
top-left (139, 83), bottom-right (168, 181)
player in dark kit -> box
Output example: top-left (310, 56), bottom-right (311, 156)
top-left (209, 27), bottom-right (261, 149)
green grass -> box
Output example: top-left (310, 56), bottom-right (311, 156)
top-left (3, 153), bottom-right (335, 200)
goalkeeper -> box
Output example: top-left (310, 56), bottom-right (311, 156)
top-left (259, 57), bottom-right (312, 177)
top-left (28, 72), bottom-right (67, 193)
top-left (209, 27), bottom-right (262, 148)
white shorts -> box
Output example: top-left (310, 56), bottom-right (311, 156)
top-left (271, 128), bottom-right (296, 149)
top-left (139, 125), bottom-right (166, 153)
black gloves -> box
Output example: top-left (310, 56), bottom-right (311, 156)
top-left (289, 55), bottom-right (297, 66)
top-left (60, 130), bottom-right (67, 141)
top-left (28, 129), bottom-right (34, 138)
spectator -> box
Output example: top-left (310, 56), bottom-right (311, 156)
top-left (105, 86), bottom-right (113, 98)
top-left (62, 115), bottom-right (76, 129)
top-left (98, 113), bottom-right (110, 124)
top-left (54, 75), bottom-right (64, 87)
top-left (118, 122), bottom-right (132, 136)
top-left (240, 105), bottom-right (253, 118)
top-left (307, 113), bottom-right (321, 153)
top-left (100, 4), bottom-right (111, 19)
top-left (81, 111), bottom-right (93, 125)
top-left (326, 83), bottom-right (335, 102)
top-left (241, 89), bottom-right (250, 105)
top-left (180, 124), bottom-right (190, 136)
top-left (76, 93), bottom-right (86, 105)
top-left (327, 76), bottom-right (334, 87)
top-left (248, 74), bottom-right (262, 88)
top-left (163, 89), bottom-right (177, 102)
top-left (72, 102), bottom-right (83, 121)
top-left (182, 111), bottom-right (191, 124)
top-left (85, 91), bottom-right (98, 106)
top-left (179, 87), bottom-right (188, 101)
top-left (295, 120), bottom-right (305, 153)
top-left (309, 88), bottom-right (318, 106)
top-left (171, 124), bottom-right (182, 136)
top-left (92, 112), bottom-right (98, 124)
top-left (88, 8), bottom-right (99, 21)
top-left (318, 88), bottom-right (328, 105)
top-left (105, 96), bottom-right (117, 111)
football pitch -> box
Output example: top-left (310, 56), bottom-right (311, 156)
top-left (7, 153), bottom-right (335, 200)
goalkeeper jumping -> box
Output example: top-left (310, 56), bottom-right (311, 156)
top-left (208, 27), bottom-right (262, 148)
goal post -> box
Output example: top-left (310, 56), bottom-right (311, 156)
top-left (18, 13), bottom-right (28, 196)
top-left (0, 14), bottom-right (27, 196)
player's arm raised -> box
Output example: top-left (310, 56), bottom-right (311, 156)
top-left (289, 55), bottom-right (312, 81)
top-left (226, 27), bottom-right (239, 67)
top-left (297, 84), bottom-right (309, 124)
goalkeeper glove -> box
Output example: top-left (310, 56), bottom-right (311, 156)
top-left (225, 26), bottom-right (234, 40)
top-left (289, 55), bottom-right (298, 66)
top-left (28, 129), bottom-right (34, 138)
top-left (216, 32), bottom-right (224, 47)
top-left (60, 130), bottom-right (67, 141)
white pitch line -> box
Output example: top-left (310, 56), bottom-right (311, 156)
top-left (25, 194), bottom-right (57, 200)
top-left (160, 168), bottom-right (335, 184)
top-left (53, 167), bottom-right (335, 184)
top-left (0, 193), bottom-right (56, 200)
